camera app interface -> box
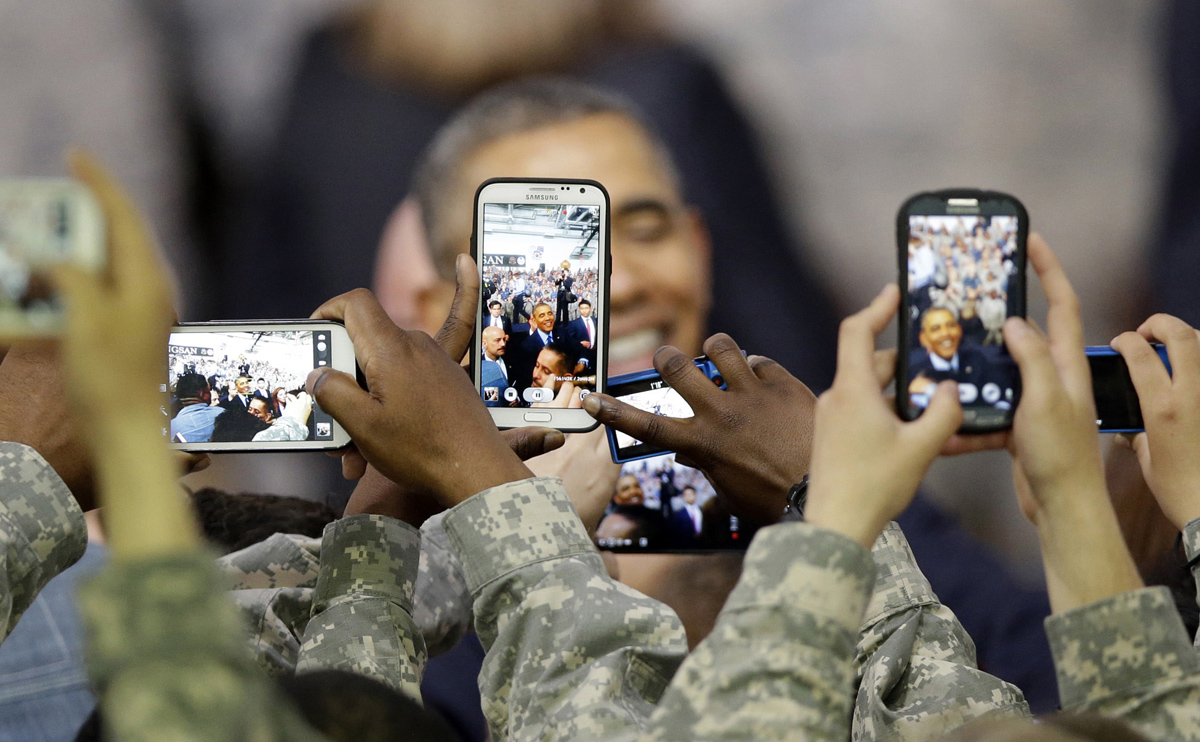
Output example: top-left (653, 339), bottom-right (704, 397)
top-left (906, 215), bottom-right (1019, 424)
top-left (595, 453), bottom-right (756, 552)
top-left (0, 187), bottom-right (82, 326)
top-left (165, 330), bottom-right (336, 444)
top-left (479, 202), bottom-right (600, 409)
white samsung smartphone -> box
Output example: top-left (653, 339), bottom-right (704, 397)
top-left (164, 321), bottom-right (356, 451)
top-left (0, 179), bottom-right (105, 338)
top-left (471, 178), bottom-right (609, 432)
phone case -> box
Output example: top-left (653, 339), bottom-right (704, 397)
top-left (1085, 344), bottom-right (1171, 433)
top-left (895, 188), bottom-right (1028, 433)
top-left (605, 356), bottom-right (728, 463)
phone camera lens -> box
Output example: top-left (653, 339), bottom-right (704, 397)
top-left (579, 187), bottom-right (586, 193)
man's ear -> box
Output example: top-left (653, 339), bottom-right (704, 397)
top-left (416, 279), bottom-right (458, 337)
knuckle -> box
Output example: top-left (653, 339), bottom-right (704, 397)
top-left (657, 350), bottom-right (692, 379)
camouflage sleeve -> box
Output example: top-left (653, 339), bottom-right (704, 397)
top-left (294, 514), bottom-right (426, 702)
top-left (253, 417), bottom-right (309, 442)
top-left (414, 511), bottom-right (474, 657)
top-left (1046, 586), bottom-right (1200, 740)
top-left (853, 522), bottom-right (1029, 740)
top-left (643, 521), bottom-right (875, 742)
top-left (78, 551), bottom-right (326, 741)
top-left (0, 441), bottom-right (88, 640)
top-left (1182, 516), bottom-right (1200, 648)
top-left (217, 532), bottom-right (322, 590)
top-left (441, 476), bottom-right (689, 742)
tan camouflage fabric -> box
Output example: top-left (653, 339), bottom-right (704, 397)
top-left (78, 552), bottom-right (326, 741)
top-left (0, 442), bottom-right (87, 640)
top-left (439, 476), bottom-right (690, 742)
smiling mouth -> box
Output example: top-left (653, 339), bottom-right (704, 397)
top-left (610, 328), bottom-right (665, 364)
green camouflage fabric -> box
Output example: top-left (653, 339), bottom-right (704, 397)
top-left (253, 417), bottom-right (309, 442)
top-left (1046, 585), bottom-right (1200, 741)
top-left (294, 514), bottom-right (426, 701)
top-left (643, 521), bottom-right (876, 741)
top-left (78, 552), bottom-right (326, 741)
top-left (1183, 515), bottom-right (1200, 641)
top-left (852, 522), bottom-right (1029, 740)
top-left (441, 476), bottom-right (691, 742)
top-left (221, 511), bottom-right (471, 678)
top-left (0, 441), bottom-right (87, 640)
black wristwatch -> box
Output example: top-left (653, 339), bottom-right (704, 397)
top-left (780, 475), bottom-right (809, 522)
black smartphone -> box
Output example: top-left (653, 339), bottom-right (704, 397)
top-left (897, 190), bottom-right (1028, 432)
top-left (470, 178), bottom-right (610, 432)
top-left (604, 357), bottom-right (727, 464)
top-left (594, 453), bottom-right (758, 553)
top-left (1086, 344), bottom-right (1171, 433)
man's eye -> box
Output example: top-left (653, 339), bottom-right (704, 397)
top-left (617, 216), bottom-right (671, 244)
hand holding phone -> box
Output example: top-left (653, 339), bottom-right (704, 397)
top-left (584, 334), bottom-right (816, 526)
top-left (1110, 314), bottom-right (1200, 530)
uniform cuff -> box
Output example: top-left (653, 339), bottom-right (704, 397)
top-left (1182, 516), bottom-right (1200, 563)
top-left (861, 521), bottom-right (938, 626)
top-left (312, 514), bottom-right (421, 615)
top-left (1046, 586), bottom-right (1200, 710)
top-left (442, 477), bottom-right (593, 593)
top-left (80, 551), bottom-right (246, 687)
top-left (726, 521), bottom-right (876, 630)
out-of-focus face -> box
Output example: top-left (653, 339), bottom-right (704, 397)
top-left (532, 304), bottom-right (555, 333)
top-left (249, 398), bottom-right (272, 422)
top-left (683, 487), bottom-right (697, 505)
top-left (489, 304), bottom-right (503, 317)
top-left (532, 347), bottom-right (567, 389)
top-left (919, 308), bottom-right (963, 361)
top-left (614, 474), bottom-right (645, 506)
top-left (256, 379), bottom-right (267, 391)
top-left (235, 377), bottom-right (251, 394)
top-left (579, 303), bottom-right (592, 318)
top-left (450, 113), bottom-right (711, 374)
top-left (482, 326), bottom-right (508, 359)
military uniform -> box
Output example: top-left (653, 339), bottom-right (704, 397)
top-left (5, 442), bottom-right (1200, 740)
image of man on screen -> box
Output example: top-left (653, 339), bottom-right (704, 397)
top-left (480, 325), bottom-right (512, 407)
top-left (907, 307), bottom-right (1011, 410)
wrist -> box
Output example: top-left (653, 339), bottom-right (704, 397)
top-left (804, 485), bottom-right (888, 549)
top-left (438, 452), bottom-right (533, 507)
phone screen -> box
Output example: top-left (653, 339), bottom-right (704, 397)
top-left (903, 212), bottom-right (1022, 428)
top-left (595, 453), bottom-right (756, 552)
top-left (478, 202), bottom-right (601, 408)
top-left (1089, 354), bottom-right (1144, 432)
top-left (165, 329), bottom-right (337, 444)
top-left (611, 382), bottom-right (695, 459)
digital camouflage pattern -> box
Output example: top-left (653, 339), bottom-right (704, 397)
top-left (294, 514), bottom-right (426, 701)
top-left (1046, 585), bottom-right (1200, 741)
top-left (0, 442), bottom-right (87, 640)
top-left (78, 552), bottom-right (325, 741)
top-left (643, 521), bottom-right (876, 741)
top-left (441, 476), bottom-right (690, 742)
top-left (1184, 515), bottom-right (1200, 632)
top-left (852, 523), bottom-right (1029, 740)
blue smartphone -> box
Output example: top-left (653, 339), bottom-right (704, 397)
top-left (604, 356), bottom-right (727, 464)
top-left (1085, 344), bottom-right (1171, 433)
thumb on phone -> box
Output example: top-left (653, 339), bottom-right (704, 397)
top-left (307, 367), bottom-right (373, 436)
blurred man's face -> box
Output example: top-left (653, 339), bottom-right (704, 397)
top-left (235, 377), bottom-right (251, 394)
top-left (256, 379), bottom-right (267, 391)
top-left (482, 326), bottom-right (507, 359)
top-left (683, 488), bottom-right (697, 505)
top-left (490, 304), bottom-right (502, 317)
top-left (249, 398), bottom-right (272, 422)
top-left (532, 348), bottom-right (567, 389)
top-left (450, 113), bottom-right (711, 374)
top-left (614, 474), bottom-right (645, 506)
top-left (920, 309), bottom-right (963, 361)
top-left (532, 304), bottom-right (555, 333)
top-left (579, 303), bottom-right (592, 318)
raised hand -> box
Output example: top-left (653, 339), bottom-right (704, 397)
top-left (584, 333), bottom-right (817, 525)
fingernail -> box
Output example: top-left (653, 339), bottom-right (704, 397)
top-left (305, 367), bottom-right (327, 396)
top-left (583, 394), bottom-right (601, 415)
top-left (544, 430), bottom-right (565, 452)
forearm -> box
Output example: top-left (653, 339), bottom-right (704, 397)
top-left (443, 477), bottom-right (688, 742)
top-left (295, 514), bottom-right (426, 701)
top-left (91, 415), bottom-right (199, 561)
top-left (644, 522), bottom-right (874, 742)
top-left (0, 442), bottom-right (88, 639)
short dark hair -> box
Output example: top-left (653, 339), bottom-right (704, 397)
top-left (532, 302), bottom-right (553, 317)
top-left (210, 406), bottom-right (270, 442)
top-left (412, 77), bottom-right (677, 280)
top-left (488, 300), bottom-right (502, 309)
top-left (189, 488), bottom-right (338, 554)
top-left (256, 377), bottom-right (267, 384)
top-left (542, 340), bottom-right (579, 374)
top-left (578, 299), bottom-right (591, 308)
top-left (174, 372), bottom-right (209, 400)
top-left (683, 485), bottom-right (697, 494)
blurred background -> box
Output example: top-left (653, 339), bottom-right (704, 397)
top-left (2, 0), bottom-right (1192, 581)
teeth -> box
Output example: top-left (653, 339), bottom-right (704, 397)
top-left (610, 328), bottom-right (663, 363)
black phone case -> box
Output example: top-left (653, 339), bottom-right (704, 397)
top-left (469, 177), bottom-right (611, 432)
top-left (894, 189), bottom-right (1028, 433)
